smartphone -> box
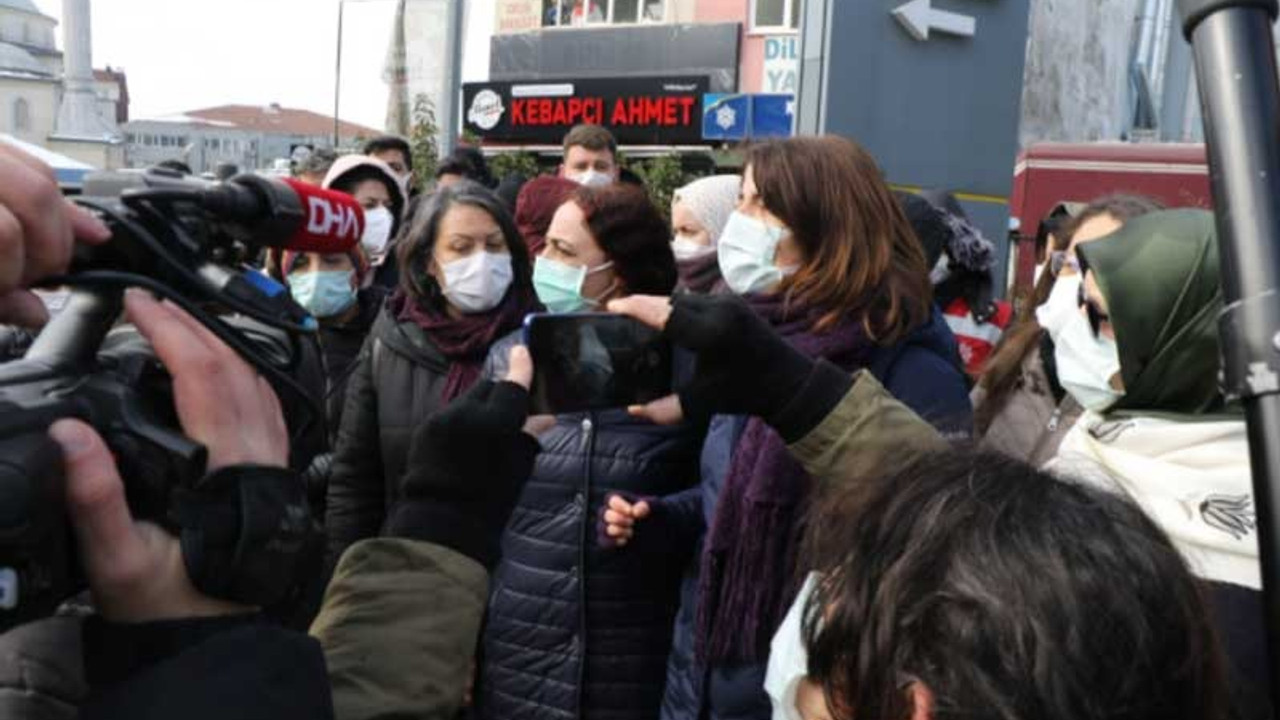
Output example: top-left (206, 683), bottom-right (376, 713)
top-left (523, 312), bottom-right (673, 415)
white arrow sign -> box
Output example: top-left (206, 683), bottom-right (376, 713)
top-left (892, 0), bottom-right (977, 41)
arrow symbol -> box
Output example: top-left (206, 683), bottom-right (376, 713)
top-left (892, 0), bottom-right (977, 41)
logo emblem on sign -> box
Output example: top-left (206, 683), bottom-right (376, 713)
top-left (715, 104), bottom-right (737, 131)
top-left (468, 89), bottom-right (506, 131)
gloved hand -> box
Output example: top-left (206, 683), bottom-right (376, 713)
top-left (609, 293), bottom-right (854, 442)
top-left (385, 346), bottom-right (539, 569)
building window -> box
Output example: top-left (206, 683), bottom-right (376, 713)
top-left (542, 0), bottom-right (667, 27)
top-left (22, 22), bottom-right (31, 44)
top-left (751, 0), bottom-right (801, 31)
top-left (12, 99), bottom-right (30, 132)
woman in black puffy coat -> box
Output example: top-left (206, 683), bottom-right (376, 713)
top-left (477, 185), bottom-right (704, 720)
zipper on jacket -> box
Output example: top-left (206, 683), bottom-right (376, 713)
top-left (574, 414), bottom-right (596, 718)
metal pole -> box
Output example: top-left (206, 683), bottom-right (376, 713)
top-left (334, 0), bottom-right (345, 147)
top-left (1178, 0), bottom-right (1280, 704)
top-left (439, 0), bottom-right (465, 156)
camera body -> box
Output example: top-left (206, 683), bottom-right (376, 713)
top-left (0, 169), bottom-right (326, 630)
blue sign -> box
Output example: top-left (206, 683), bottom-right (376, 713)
top-left (752, 94), bottom-right (795, 138)
top-left (702, 94), bottom-right (750, 141)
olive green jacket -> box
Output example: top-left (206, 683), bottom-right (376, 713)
top-left (311, 539), bottom-right (488, 720)
top-left (788, 370), bottom-right (947, 486)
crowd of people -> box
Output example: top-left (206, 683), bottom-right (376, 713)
top-left (0, 119), bottom-right (1266, 720)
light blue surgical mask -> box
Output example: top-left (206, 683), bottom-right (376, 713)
top-left (718, 211), bottom-right (789, 296)
top-left (533, 256), bottom-right (615, 313)
top-left (1054, 308), bottom-right (1125, 411)
top-left (289, 269), bottom-right (357, 319)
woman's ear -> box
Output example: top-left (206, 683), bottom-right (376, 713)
top-left (905, 681), bottom-right (934, 720)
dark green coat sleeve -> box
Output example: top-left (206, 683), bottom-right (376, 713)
top-left (787, 370), bottom-right (948, 486)
top-left (311, 538), bottom-right (489, 720)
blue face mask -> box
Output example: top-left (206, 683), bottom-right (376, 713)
top-left (289, 270), bottom-right (357, 319)
top-left (533, 256), bottom-right (615, 313)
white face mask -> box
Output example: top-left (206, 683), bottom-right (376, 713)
top-left (1054, 309), bottom-right (1125, 411)
top-left (361, 206), bottom-right (395, 259)
top-left (672, 234), bottom-right (715, 262)
top-left (765, 572), bottom-right (821, 720)
top-left (718, 211), bottom-right (790, 296)
top-left (570, 169), bottom-right (613, 188)
top-left (1035, 274), bottom-right (1083, 342)
top-left (440, 251), bottom-right (514, 315)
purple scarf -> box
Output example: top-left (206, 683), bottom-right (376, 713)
top-left (390, 288), bottom-right (531, 403)
top-left (676, 253), bottom-right (726, 295)
top-left (695, 293), bottom-right (876, 664)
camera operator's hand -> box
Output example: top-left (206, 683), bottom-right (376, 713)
top-left (0, 143), bottom-right (111, 327)
top-left (385, 346), bottom-right (539, 569)
top-left (608, 294), bottom-right (853, 442)
top-left (47, 290), bottom-right (287, 622)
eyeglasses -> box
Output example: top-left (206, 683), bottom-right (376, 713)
top-left (1077, 281), bottom-right (1111, 337)
top-left (1050, 250), bottom-right (1082, 276)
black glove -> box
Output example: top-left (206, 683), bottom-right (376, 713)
top-left (384, 378), bottom-right (540, 569)
top-left (170, 464), bottom-right (323, 609)
top-left (666, 293), bottom-right (854, 442)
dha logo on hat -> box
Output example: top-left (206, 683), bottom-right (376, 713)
top-left (468, 89), bottom-right (505, 131)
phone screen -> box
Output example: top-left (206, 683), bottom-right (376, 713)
top-left (523, 313), bottom-right (673, 415)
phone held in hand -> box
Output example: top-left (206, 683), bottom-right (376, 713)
top-left (523, 312), bottom-right (673, 415)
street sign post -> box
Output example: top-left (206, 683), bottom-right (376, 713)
top-left (797, 0), bottom-right (1033, 274)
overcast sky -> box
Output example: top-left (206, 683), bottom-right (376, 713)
top-left (34, 0), bottom-right (404, 132)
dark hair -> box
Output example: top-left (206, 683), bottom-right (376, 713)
top-left (562, 123), bottom-right (618, 158)
top-left (362, 135), bottom-right (413, 172)
top-left (802, 448), bottom-right (1228, 720)
top-left (747, 137), bottom-right (932, 342)
top-left (896, 191), bottom-right (949, 269)
top-left (395, 181), bottom-right (534, 309)
top-left (155, 159), bottom-right (192, 175)
top-left (436, 146), bottom-right (496, 188)
top-left (975, 193), bottom-right (1164, 433)
top-left (572, 184), bottom-right (676, 296)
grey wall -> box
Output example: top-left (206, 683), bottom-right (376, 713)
top-left (1018, 0), bottom-right (1143, 146)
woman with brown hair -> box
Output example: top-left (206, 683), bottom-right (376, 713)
top-left (601, 136), bottom-right (972, 720)
top-left (971, 194), bottom-right (1162, 465)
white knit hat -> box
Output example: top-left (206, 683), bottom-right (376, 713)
top-left (672, 174), bottom-right (742, 248)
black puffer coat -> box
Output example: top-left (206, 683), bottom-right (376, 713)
top-left (478, 334), bottom-right (704, 720)
top-left (323, 306), bottom-right (454, 563)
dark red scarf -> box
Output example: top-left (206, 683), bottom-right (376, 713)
top-left (389, 287), bottom-right (532, 402)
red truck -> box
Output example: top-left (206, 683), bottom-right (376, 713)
top-left (1006, 142), bottom-right (1212, 292)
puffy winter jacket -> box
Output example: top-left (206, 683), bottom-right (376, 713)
top-left (478, 333), bottom-right (705, 720)
top-left (305, 287), bottom-right (385, 516)
top-left (324, 306), bottom-right (455, 563)
top-left (659, 308), bottom-right (973, 720)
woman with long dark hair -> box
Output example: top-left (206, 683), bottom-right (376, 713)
top-left (324, 181), bottom-right (538, 562)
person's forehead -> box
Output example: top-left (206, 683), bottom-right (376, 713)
top-left (354, 178), bottom-right (391, 198)
top-left (671, 200), bottom-right (700, 226)
top-left (566, 145), bottom-right (613, 163)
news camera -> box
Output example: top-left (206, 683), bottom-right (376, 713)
top-left (0, 167), bottom-right (364, 631)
